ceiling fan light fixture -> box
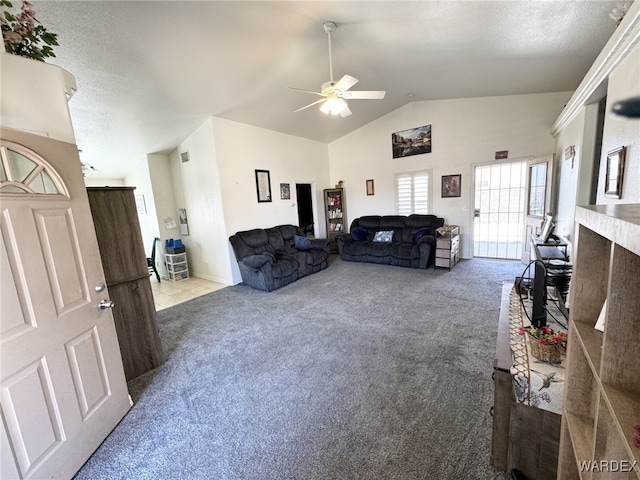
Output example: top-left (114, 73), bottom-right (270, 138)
top-left (320, 97), bottom-right (348, 115)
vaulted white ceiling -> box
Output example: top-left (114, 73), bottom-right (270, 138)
top-left (31, 1), bottom-right (621, 179)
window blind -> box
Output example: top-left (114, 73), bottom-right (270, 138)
top-left (396, 171), bottom-right (430, 215)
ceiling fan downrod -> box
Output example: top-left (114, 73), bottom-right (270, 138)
top-left (324, 21), bottom-right (337, 85)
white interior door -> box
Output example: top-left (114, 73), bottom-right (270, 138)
top-left (0, 129), bottom-right (131, 479)
top-left (521, 154), bottom-right (554, 263)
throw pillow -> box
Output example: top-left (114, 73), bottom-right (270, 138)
top-left (294, 234), bottom-right (312, 251)
top-left (412, 227), bottom-right (429, 245)
top-left (351, 226), bottom-right (368, 242)
top-left (373, 230), bottom-right (394, 243)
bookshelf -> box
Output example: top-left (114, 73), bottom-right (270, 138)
top-left (324, 188), bottom-right (346, 253)
top-left (557, 204), bottom-right (640, 479)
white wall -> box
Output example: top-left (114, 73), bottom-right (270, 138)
top-left (596, 42), bottom-right (640, 204)
top-left (213, 117), bottom-right (330, 236)
top-left (552, 101), bottom-right (603, 245)
top-left (84, 177), bottom-right (124, 186)
top-left (123, 159), bottom-right (160, 259)
top-left (212, 117), bottom-right (330, 284)
top-left (328, 92), bottom-right (571, 258)
top-left (170, 118), bottom-right (232, 284)
top-left (148, 153), bottom-right (179, 279)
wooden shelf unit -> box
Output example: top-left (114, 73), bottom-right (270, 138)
top-left (87, 187), bottom-right (164, 381)
top-left (557, 204), bottom-right (640, 479)
top-left (323, 188), bottom-right (346, 254)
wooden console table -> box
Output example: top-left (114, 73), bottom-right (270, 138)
top-left (491, 283), bottom-right (565, 479)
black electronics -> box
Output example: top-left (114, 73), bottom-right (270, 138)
top-left (531, 260), bottom-right (547, 327)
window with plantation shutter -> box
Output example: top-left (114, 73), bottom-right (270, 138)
top-left (396, 171), bottom-right (430, 215)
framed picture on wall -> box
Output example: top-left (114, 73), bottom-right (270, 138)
top-left (255, 169), bottom-right (272, 202)
top-left (442, 174), bottom-right (461, 198)
top-left (366, 179), bottom-right (375, 196)
top-left (604, 146), bottom-right (626, 199)
top-left (392, 125), bottom-right (432, 158)
top-left (280, 183), bottom-right (291, 200)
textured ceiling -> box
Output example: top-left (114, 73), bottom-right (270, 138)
top-left (29, 1), bottom-right (620, 179)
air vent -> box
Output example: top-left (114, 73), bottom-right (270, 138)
top-left (180, 151), bottom-right (190, 163)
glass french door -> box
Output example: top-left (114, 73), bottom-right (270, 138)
top-left (473, 161), bottom-right (527, 259)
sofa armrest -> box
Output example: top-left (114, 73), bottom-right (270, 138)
top-left (241, 253), bottom-right (274, 269)
top-left (309, 238), bottom-right (330, 251)
top-left (415, 234), bottom-right (436, 246)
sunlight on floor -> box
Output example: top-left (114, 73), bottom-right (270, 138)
top-left (149, 276), bottom-right (226, 311)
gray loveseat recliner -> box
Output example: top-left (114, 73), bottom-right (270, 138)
top-left (336, 214), bottom-right (445, 268)
top-left (229, 225), bottom-right (330, 291)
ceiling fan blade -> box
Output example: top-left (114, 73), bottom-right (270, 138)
top-left (288, 87), bottom-right (327, 97)
top-left (339, 105), bottom-right (352, 118)
top-left (341, 90), bottom-right (386, 100)
top-left (334, 74), bottom-right (359, 92)
top-left (293, 98), bottom-right (327, 113)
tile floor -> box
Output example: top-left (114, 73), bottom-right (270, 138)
top-left (149, 275), bottom-right (227, 311)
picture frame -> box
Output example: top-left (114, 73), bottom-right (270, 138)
top-left (366, 179), bottom-right (375, 196)
top-left (392, 124), bottom-right (432, 158)
top-left (178, 208), bottom-right (189, 235)
top-left (280, 183), bottom-right (290, 200)
top-left (604, 146), bottom-right (626, 199)
top-left (135, 194), bottom-right (147, 214)
top-left (441, 174), bottom-right (461, 198)
top-left (255, 169), bottom-right (272, 203)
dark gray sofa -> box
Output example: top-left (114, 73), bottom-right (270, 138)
top-left (336, 214), bottom-right (445, 268)
top-left (229, 225), bottom-right (330, 291)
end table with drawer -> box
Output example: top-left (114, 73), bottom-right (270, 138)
top-left (435, 225), bottom-right (460, 270)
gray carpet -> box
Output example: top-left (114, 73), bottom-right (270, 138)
top-left (75, 257), bottom-right (524, 480)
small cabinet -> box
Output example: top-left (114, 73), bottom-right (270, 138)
top-left (165, 252), bottom-right (189, 281)
top-left (324, 188), bottom-right (346, 253)
top-left (435, 225), bottom-right (459, 270)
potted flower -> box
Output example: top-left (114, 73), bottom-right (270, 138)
top-left (2, 0), bottom-right (58, 61)
top-left (518, 325), bottom-right (567, 364)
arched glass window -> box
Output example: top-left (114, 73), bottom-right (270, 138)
top-left (0, 141), bottom-right (68, 196)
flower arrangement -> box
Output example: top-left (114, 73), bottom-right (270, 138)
top-left (518, 325), bottom-right (568, 363)
top-left (1, 0), bottom-right (58, 61)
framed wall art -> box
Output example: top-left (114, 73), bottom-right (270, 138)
top-left (280, 183), bottom-right (290, 200)
top-left (392, 125), bottom-right (432, 158)
top-left (604, 146), bottom-right (626, 199)
top-left (442, 174), bottom-right (461, 198)
top-left (255, 169), bottom-right (272, 202)
top-left (366, 179), bottom-right (375, 196)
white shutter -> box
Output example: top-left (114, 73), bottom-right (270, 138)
top-left (396, 171), bottom-right (430, 214)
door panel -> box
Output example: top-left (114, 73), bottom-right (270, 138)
top-left (1, 128), bottom-right (131, 479)
top-left (65, 326), bottom-right (112, 420)
top-left (35, 207), bottom-right (89, 315)
top-left (473, 160), bottom-right (527, 259)
top-left (521, 154), bottom-right (554, 263)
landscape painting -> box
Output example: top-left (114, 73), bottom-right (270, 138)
top-left (392, 125), bottom-right (432, 158)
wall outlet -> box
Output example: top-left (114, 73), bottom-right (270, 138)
top-left (462, 206), bottom-right (469, 212)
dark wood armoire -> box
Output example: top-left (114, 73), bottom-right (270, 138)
top-left (86, 187), bottom-right (164, 380)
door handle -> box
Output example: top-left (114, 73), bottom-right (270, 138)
top-left (98, 299), bottom-right (115, 310)
top-left (95, 283), bottom-right (106, 292)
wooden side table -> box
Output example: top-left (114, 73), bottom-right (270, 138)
top-left (435, 225), bottom-right (460, 270)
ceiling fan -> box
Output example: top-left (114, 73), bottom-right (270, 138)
top-left (290, 21), bottom-right (386, 117)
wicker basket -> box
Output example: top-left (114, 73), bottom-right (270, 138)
top-left (528, 336), bottom-right (562, 364)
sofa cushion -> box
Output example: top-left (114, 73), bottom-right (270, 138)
top-left (412, 227), bottom-right (429, 245)
top-left (351, 226), bottom-right (368, 242)
top-left (373, 230), bottom-right (394, 242)
top-left (294, 234), bottom-right (312, 251)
